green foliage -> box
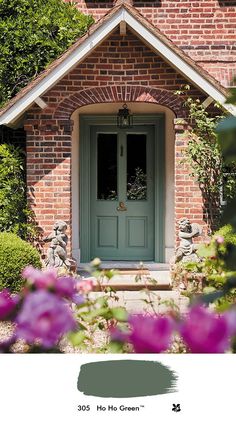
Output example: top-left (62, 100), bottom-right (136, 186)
top-left (0, 0), bottom-right (94, 106)
top-left (64, 262), bottom-right (128, 352)
top-left (198, 93), bottom-right (236, 309)
top-left (175, 86), bottom-right (236, 231)
top-left (198, 224), bottom-right (236, 279)
top-left (217, 116), bottom-right (236, 163)
top-left (0, 232), bottom-right (41, 292)
top-left (172, 224), bottom-right (236, 307)
top-left (0, 143), bottom-right (36, 239)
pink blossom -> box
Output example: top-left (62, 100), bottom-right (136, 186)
top-left (215, 236), bottom-right (225, 244)
top-left (16, 290), bottom-right (76, 348)
top-left (22, 266), bottom-right (57, 289)
top-left (0, 289), bottom-right (19, 319)
top-left (76, 278), bottom-right (94, 294)
top-left (180, 305), bottom-right (232, 353)
top-left (127, 314), bottom-right (174, 353)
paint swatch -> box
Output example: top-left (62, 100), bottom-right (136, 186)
top-left (77, 360), bottom-right (178, 398)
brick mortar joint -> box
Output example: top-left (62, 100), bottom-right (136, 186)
top-left (173, 118), bottom-right (190, 133)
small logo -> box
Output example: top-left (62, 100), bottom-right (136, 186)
top-left (172, 404), bottom-right (181, 413)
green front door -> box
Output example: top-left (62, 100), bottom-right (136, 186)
top-left (90, 125), bottom-right (155, 260)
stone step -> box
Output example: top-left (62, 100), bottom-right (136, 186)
top-left (78, 262), bottom-right (170, 271)
top-left (89, 290), bottom-right (188, 314)
top-left (78, 270), bottom-right (172, 291)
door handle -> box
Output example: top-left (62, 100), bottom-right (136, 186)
top-left (116, 201), bottom-right (127, 211)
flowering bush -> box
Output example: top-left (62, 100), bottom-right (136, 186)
top-left (0, 289), bottom-right (19, 319)
top-left (0, 267), bottom-right (85, 352)
top-left (0, 265), bottom-right (128, 353)
top-left (1, 264), bottom-right (236, 353)
top-left (16, 290), bottom-right (76, 348)
top-left (118, 314), bottom-right (175, 353)
top-left (111, 304), bottom-right (236, 354)
top-left (179, 305), bottom-right (234, 353)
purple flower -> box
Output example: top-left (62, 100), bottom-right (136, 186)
top-left (72, 293), bottom-right (85, 305)
top-left (110, 326), bottom-right (129, 343)
top-left (16, 290), bottom-right (76, 348)
top-left (53, 277), bottom-right (85, 304)
top-left (0, 289), bottom-right (19, 320)
top-left (127, 314), bottom-right (174, 353)
top-left (224, 308), bottom-right (236, 336)
top-left (55, 276), bottom-right (76, 298)
top-left (22, 266), bottom-right (57, 289)
top-left (180, 305), bottom-right (232, 353)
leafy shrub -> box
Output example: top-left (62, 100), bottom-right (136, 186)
top-left (197, 224), bottom-right (236, 279)
top-left (0, 0), bottom-right (93, 106)
top-left (0, 232), bottom-right (41, 292)
top-left (215, 224), bottom-right (236, 246)
top-left (0, 143), bottom-right (36, 239)
top-left (171, 224), bottom-right (236, 308)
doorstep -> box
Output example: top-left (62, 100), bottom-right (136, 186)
top-left (78, 262), bottom-right (171, 291)
top-left (78, 261), bottom-right (170, 271)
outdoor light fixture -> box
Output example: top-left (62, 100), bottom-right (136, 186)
top-left (117, 103), bottom-right (133, 128)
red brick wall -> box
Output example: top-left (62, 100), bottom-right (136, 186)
top-left (42, 29), bottom-right (203, 110)
top-left (25, 116), bottom-right (73, 252)
top-left (174, 121), bottom-right (208, 247)
top-left (64, 0), bottom-right (236, 87)
top-left (26, 29), bottom-right (210, 256)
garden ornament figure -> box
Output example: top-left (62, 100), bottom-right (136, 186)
top-left (44, 221), bottom-right (71, 268)
top-left (175, 218), bottom-right (202, 263)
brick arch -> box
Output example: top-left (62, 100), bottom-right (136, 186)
top-left (53, 85), bottom-right (186, 119)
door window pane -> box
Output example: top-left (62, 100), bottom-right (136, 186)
top-left (97, 133), bottom-right (118, 200)
top-left (127, 134), bottom-right (147, 200)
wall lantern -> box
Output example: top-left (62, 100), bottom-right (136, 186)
top-left (117, 103), bottom-right (133, 128)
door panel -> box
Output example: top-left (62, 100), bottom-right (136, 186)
top-left (90, 126), bottom-right (154, 260)
top-left (97, 216), bottom-right (118, 248)
top-left (126, 217), bottom-right (147, 248)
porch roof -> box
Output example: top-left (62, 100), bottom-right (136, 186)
top-left (0, 1), bottom-right (235, 126)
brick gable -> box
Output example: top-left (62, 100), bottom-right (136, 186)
top-left (42, 28), bottom-right (205, 116)
top-left (67, 0), bottom-right (236, 86)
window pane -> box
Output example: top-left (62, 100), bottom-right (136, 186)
top-left (127, 134), bottom-right (147, 200)
top-left (97, 133), bottom-right (118, 200)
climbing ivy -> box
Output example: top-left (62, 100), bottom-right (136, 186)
top-left (175, 86), bottom-right (236, 232)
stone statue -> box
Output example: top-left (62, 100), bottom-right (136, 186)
top-left (175, 218), bottom-right (202, 263)
top-left (44, 221), bottom-right (71, 268)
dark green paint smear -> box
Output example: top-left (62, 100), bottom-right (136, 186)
top-left (77, 360), bottom-right (178, 398)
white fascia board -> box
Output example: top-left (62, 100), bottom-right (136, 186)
top-left (124, 10), bottom-right (236, 115)
top-left (0, 8), bottom-right (125, 125)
